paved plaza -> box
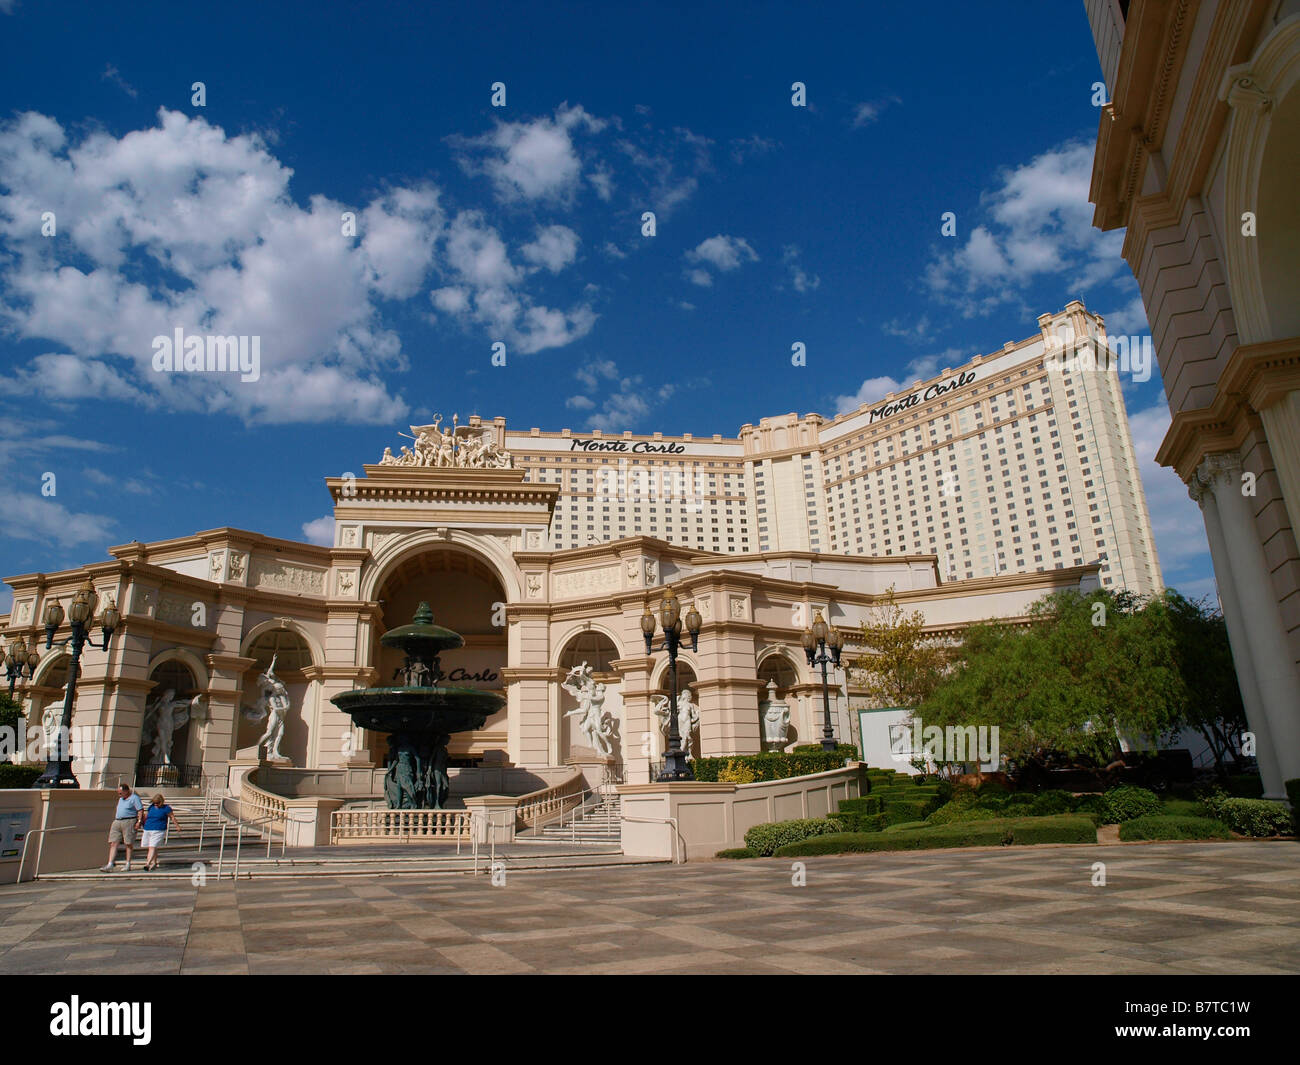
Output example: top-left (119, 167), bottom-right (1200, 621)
top-left (2, 842), bottom-right (1297, 975)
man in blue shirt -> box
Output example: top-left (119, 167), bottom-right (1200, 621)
top-left (101, 784), bottom-right (144, 872)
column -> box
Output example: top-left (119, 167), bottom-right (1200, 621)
top-left (1194, 482), bottom-right (1283, 795)
top-left (611, 655), bottom-right (656, 784)
top-left (1197, 452), bottom-right (1300, 794)
top-left (1259, 391), bottom-right (1300, 566)
top-left (203, 653), bottom-right (256, 784)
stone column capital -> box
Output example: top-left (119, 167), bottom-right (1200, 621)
top-left (1188, 450), bottom-right (1243, 503)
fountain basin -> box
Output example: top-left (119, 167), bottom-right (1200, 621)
top-left (331, 686), bottom-right (504, 735)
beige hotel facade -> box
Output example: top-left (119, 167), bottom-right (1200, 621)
top-left (2, 304), bottom-right (1159, 789)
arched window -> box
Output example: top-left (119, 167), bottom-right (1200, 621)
top-left (247, 629), bottom-right (314, 673)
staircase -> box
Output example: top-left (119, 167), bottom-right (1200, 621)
top-left (132, 789), bottom-right (260, 858)
top-left (536, 793), bottom-right (622, 843)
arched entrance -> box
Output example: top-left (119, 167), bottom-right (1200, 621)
top-left (139, 659), bottom-right (201, 781)
top-left (372, 545), bottom-right (508, 766)
top-left (556, 629), bottom-right (622, 766)
top-left (239, 628), bottom-right (316, 765)
top-left (652, 658), bottom-right (699, 758)
top-left (758, 651), bottom-right (802, 748)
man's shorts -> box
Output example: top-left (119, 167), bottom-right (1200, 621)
top-left (108, 818), bottom-right (137, 846)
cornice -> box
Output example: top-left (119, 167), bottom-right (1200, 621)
top-left (1157, 337), bottom-right (1300, 478)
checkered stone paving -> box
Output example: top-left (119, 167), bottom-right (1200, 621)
top-left (2, 842), bottom-right (1297, 974)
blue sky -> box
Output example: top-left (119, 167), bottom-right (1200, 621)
top-left (0, 0), bottom-right (1214, 609)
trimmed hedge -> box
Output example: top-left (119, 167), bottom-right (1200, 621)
top-left (883, 820), bottom-right (929, 832)
top-left (1097, 785), bottom-right (1163, 824)
top-left (693, 751), bottom-right (855, 783)
top-left (744, 817), bottom-right (845, 857)
top-left (715, 847), bottom-right (758, 860)
top-left (833, 811), bottom-right (887, 833)
top-left (1201, 795), bottom-right (1292, 837)
top-left (836, 796), bottom-right (882, 815)
top-left (0, 764), bottom-right (42, 789)
top-left (1119, 815), bottom-right (1232, 842)
top-left (774, 815), bottom-right (1097, 856)
top-left (1160, 798), bottom-right (1205, 818)
top-left (791, 743), bottom-right (859, 760)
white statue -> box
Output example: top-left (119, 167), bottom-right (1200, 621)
top-left (561, 661), bottom-right (614, 759)
top-left (41, 704), bottom-right (62, 758)
top-left (241, 656), bottom-right (292, 761)
top-left (142, 689), bottom-right (208, 765)
top-left (760, 679), bottom-right (791, 748)
top-left (377, 415), bottom-right (513, 469)
top-left (652, 687), bottom-right (699, 758)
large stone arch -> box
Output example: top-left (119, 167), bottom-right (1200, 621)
top-left (361, 529), bottom-right (522, 604)
top-left (549, 623), bottom-right (625, 668)
top-left (756, 646), bottom-right (804, 694)
top-left (1218, 15), bottom-right (1300, 345)
top-left (145, 647), bottom-right (211, 692)
top-left (239, 618), bottom-right (323, 668)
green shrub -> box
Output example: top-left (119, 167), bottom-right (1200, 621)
top-left (1160, 798), bottom-right (1204, 818)
top-left (715, 847), bottom-right (758, 860)
top-left (1119, 816), bottom-right (1232, 842)
top-left (1070, 793), bottom-right (1104, 814)
top-left (836, 796), bottom-right (882, 815)
top-left (1006, 815), bottom-right (1098, 845)
top-left (693, 751), bottom-right (855, 783)
top-left (883, 798), bottom-right (942, 825)
top-left (791, 743), bottom-right (859, 760)
top-left (0, 764), bottom-right (42, 789)
top-left (773, 815), bottom-right (1097, 856)
top-left (1287, 779), bottom-right (1300, 836)
top-left (883, 820), bottom-right (929, 832)
top-left (743, 817), bottom-right (845, 857)
top-left (1097, 785), bottom-right (1162, 824)
top-left (1224, 773), bottom-right (1265, 798)
top-left (1200, 796), bottom-right (1292, 837)
top-left (1026, 790), bottom-right (1075, 816)
top-left (834, 811), bottom-right (887, 833)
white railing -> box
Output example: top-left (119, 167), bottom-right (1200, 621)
top-left (515, 771), bottom-right (586, 829)
top-left (239, 773), bottom-right (288, 832)
top-left (330, 808), bottom-right (471, 844)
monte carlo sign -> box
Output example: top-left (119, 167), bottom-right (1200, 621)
top-left (868, 369), bottom-right (977, 424)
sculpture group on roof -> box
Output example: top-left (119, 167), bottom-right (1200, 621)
top-left (378, 414), bottom-right (513, 470)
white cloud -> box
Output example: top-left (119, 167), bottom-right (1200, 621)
top-left (450, 103), bottom-right (605, 205)
top-left (617, 127), bottom-right (713, 218)
top-left (1101, 291), bottom-right (1151, 335)
top-left (521, 224), bottom-right (579, 273)
top-left (687, 268), bottom-right (713, 288)
top-left (301, 515), bottom-right (334, 546)
top-left (433, 211), bottom-right (596, 354)
top-left (688, 234), bottom-right (758, 272)
top-left (924, 141), bottom-right (1128, 316)
top-left (0, 109), bottom-right (439, 424)
top-left (1, 495), bottom-right (116, 549)
top-left (834, 375), bottom-right (905, 416)
top-left (782, 245), bottom-right (820, 293)
top-left (850, 96), bottom-right (899, 128)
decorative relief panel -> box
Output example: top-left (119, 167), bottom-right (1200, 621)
top-left (552, 566), bottom-right (621, 600)
top-left (525, 573), bottom-right (542, 598)
top-left (526, 530), bottom-right (543, 550)
top-left (340, 526), bottom-right (358, 547)
top-left (728, 595), bottom-right (749, 621)
top-left (209, 552), bottom-right (225, 582)
top-left (14, 601), bottom-right (33, 625)
top-left (696, 594), bottom-right (712, 621)
top-left (250, 559), bottom-right (326, 596)
top-left (368, 531), bottom-right (401, 555)
top-left (644, 560), bottom-right (658, 586)
top-left (158, 594), bottom-right (201, 628)
top-left (625, 559), bottom-right (639, 586)
top-left (228, 553), bottom-right (247, 582)
top-left (336, 571), bottom-right (357, 598)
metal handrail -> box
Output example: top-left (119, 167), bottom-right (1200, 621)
top-left (552, 782), bottom-right (619, 840)
top-left (620, 814), bottom-right (682, 864)
top-left (17, 825), bottom-right (77, 883)
top-left (215, 797), bottom-right (285, 879)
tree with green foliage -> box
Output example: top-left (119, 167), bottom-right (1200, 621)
top-left (0, 692), bottom-right (23, 764)
top-left (1161, 590), bottom-right (1247, 776)
top-left (917, 588), bottom-right (1187, 773)
top-left (851, 587), bottom-right (947, 709)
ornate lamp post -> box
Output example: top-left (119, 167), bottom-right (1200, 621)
top-left (642, 588), bottom-right (702, 782)
top-left (802, 610), bottom-right (842, 753)
top-left (4, 635), bottom-right (41, 698)
top-left (33, 581), bottom-right (119, 789)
